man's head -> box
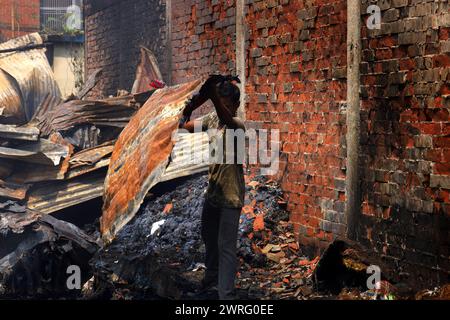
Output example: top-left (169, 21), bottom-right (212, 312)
top-left (214, 76), bottom-right (241, 116)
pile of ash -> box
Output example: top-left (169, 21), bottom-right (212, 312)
top-left (87, 172), bottom-right (309, 300)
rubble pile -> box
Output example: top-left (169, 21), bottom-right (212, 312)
top-left (0, 33), bottom-right (162, 298)
top-left (87, 173), bottom-right (321, 300)
top-left (236, 175), bottom-right (320, 300)
top-left (0, 33), bottom-right (158, 216)
top-left (0, 204), bottom-right (99, 299)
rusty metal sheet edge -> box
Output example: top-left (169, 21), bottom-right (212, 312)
top-left (100, 79), bottom-right (205, 243)
top-left (26, 172), bottom-right (105, 214)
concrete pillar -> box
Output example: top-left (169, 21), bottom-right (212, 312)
top-left (236, 0), bottom-right (246, 119)
top-left (345, 0), bottom-right (361, 239)
top-left (165, 0), bottom-right (173, 85)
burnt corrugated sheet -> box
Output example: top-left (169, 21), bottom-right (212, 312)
top-left (160, 131), bottom-right (210, 183)
top-left (101, 79), bottom-right (204, 242)
top-left (27, 171), bottom-right (106, 214)
top-left (131, 47), bottom-right (163, 94)
top-left (0, 33), bottom-right (61, 123)
top-left (32, 91), bottom-right (153, 136)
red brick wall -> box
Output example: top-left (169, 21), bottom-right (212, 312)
top-left (171, 0), bottom-right (348, 252)
top-left (0, 0), bottom-right (40, 42)
top-left (357, 0), bottom-right (449, 287)
top-left (171, 0), bottom-right (237, 115)
top-left (84, 0), bottom-right (170, 98)
top-left (171, 0), bottom-right (236, 83)
top-left (84, 0), bottom-right (449, 287)
top-left (245, 0), bottom-right (348, 253)
top-left (169, 0), bottom-right (449, 287)
top-left (170, 0), bottom-right (348, 250)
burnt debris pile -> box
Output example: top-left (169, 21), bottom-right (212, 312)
top-left (88, 173), bottom-right (320, 300)
top-left (0, 33), bottom-right (161, 299)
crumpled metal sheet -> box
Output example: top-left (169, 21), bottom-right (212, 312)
top-left (0, 124), bottom-right (39, 141)
top-left (32, 91), bottom-right (153, 137)
top-left (6, 133), bottom-right (73, 184)
top-left (101, 79), bottom-right (204, 242)
top-left (0, 138), bottom-right (70, 166)
top-left (26, 170), bottom-right (106, 214)
top-left (159, 131), bottom-right (210, 183)
top-left (131, 47), bottom-right (163, 94)
top-left (0, 180), bottom-right (30, 201)
top-left (0, 33), bottom-right (61, 123)
top-left (69, 141), bottom-right (115, 168)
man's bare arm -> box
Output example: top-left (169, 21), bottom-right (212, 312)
top-left (181, 119), bottom-right (203, 133)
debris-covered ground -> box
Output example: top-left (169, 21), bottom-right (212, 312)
top-left (84, 173), bottom-right (449, 301)
top-left (85, 172), bottom-right (321, 300)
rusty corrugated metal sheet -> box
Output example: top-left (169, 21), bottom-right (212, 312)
top-left (0, 33), bottom-right (61, 123)
top-left (0, 180), bottom-right (30, 201)
top-left (131, 47), bottom-right (163, 94)
top-left (5, 133), bottom-right (73, 184)
top-left (32, 91), bottom-right (153, 136)
top-left (0, 138), bottom-right (70, 166)
top-left (101, 79), bottom-right (204, 242)
top-left (65, 158), bottom-right (110, 180)
top-left (28, 93), bottom-right (63, 127)
top-left (69, 141), bottom-right (114, 168)
top-left (159, 131), bottom-right (209, 183)
top-left (26, 171), bottom-right (105, 214)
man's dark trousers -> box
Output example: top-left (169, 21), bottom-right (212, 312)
top-left (201, 200), bottom-right (241, 300)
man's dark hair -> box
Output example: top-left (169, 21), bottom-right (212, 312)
top-left (213, 75), bottom-right (240, 105)
top-left (217, 80), bottom-right (240, 105)
top-left (199, 74), bottom-right (241, 105)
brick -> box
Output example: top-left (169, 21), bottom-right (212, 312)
top-left (319, 220), bottom-right (332, 233)
top-left (283, 82), bottom-right (293, 93)
top-left (384, 9), bottom-right (399, 23)
top-left (399, 32), bottom-right (427, 45)
top-left (334, 178), bottom-right (346, 191)
top-left (392, 0), bottom-right (408, 8)
top-left (256, 56), bottom-right (271, 66)
top-left (250, 47), bottom-right (263, 58)
top-left (430, 175), bottom-right (450, 189)
top-left (414, 135), bottom-right (433, 148)
top-left (289, 61), bottom-right (300, 73)
top-left (267, 35), bottom-right (277, 46)
top-left (297, 7), bottom-right (318, 20)
top-left (332, 67), bottom-right (347, 79)
top-left (257, 93), bottom-right (268, 103)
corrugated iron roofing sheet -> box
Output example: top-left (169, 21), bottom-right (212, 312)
top-left (100, 79), bottom-right (204, 242)
top-left (26, 171), bottom-right (105, 214)
top-left (0, 33), bottom-right (61, 123)
top-left (160, 131), bottom-right (209, 183)
top-left (131, 47), bottom-right (163, 94)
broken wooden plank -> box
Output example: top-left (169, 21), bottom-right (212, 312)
top-left (0, 124), bottom-right (39, 141)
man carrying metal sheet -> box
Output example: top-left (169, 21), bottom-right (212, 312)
top-left (179, 75), bottom-right (245, 300)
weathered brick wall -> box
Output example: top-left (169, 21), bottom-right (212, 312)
top-left (358, 0), bottom-right (449, 287)
top-left (84, 0), bottom-right (169, 98)
top-left (171, 0), bottom-right (237, 115)
top-left (245, 0), bottom-right (348, 253)
top-left (0, 0), bottom-right (40, 41)
top-left (84, 0), bottom-right (449, 287)
top-left (171, 0), bottom-right (236, 83)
